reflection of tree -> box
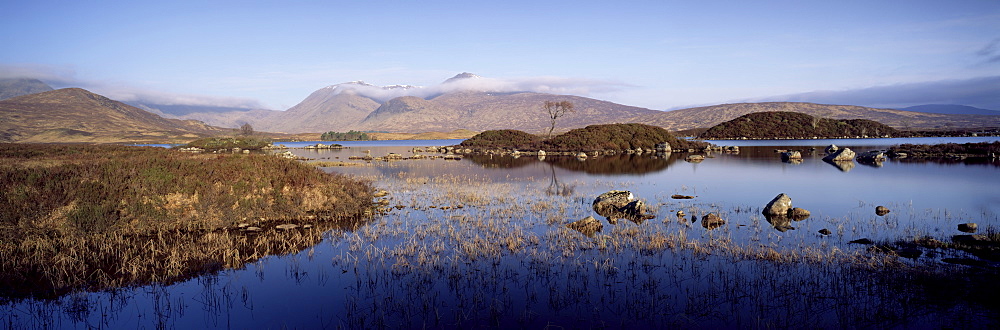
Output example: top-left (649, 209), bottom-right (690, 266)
top-left (545, 162), bottom-right (575, 196)
top-left (549, 154), bottom-right (677, 174)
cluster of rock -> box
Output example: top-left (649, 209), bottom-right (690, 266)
top-left (774, 144), bottom-right (896, 171)
top-left (236, 222), bottom-right (314, 233)
top-left (762, 193), bottom-right (812, 232)
top-left (591, 190), bottom-right (655, 225)
top-left (345, 148), bottom-right (464, 161)
top-left (455, 142), bottom-right (737, 161)
top-left (303, 143), bottom-right (344, 149)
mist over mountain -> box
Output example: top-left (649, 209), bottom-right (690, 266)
top-left (0, 78), bottom-right (54, 100)
top-left (898, 104), bottom-right (1000, 116)
top-left (632, 102), bottom-right (1000, 131)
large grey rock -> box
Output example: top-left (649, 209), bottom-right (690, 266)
top-left (655, 142), bottom-right (672, 153)
top-left (592, 190), bottom-right (654, 224)
top-left (763, 193), bottom-right (793, 217)
top-left (823, 148), bottom-right (856, 162)
top-left (780, 151), bottom-right (802, 161)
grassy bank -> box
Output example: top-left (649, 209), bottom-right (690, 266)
top-left (0, 144), bottom-right (373, 300)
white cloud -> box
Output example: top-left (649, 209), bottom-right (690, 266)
top-left (327, 74), bottom-right (632, 102)
top-left (745, 76), bottom-right (1000, 110)
top-left (1, 63), bottom-right (266, 109)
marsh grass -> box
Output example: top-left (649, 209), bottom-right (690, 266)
top-left (0, 144), bottom-right (373, 300)
top-left (322, 167), bottom-right (999, 328)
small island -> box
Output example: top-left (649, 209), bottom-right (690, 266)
top-left (698, 111), bottom-right (900, 140)
top-left (458, 123), bottom-right (717, 155)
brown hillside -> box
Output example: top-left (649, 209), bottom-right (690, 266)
top-left (355, 91), bottom-right (660, 133)
top-left (0, 88), bottom-right (223, 143)
top-left (632, 102), bottom-right (1000, 131)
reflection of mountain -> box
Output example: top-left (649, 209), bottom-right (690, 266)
top-left (463, 153), bottom-right (679, 175)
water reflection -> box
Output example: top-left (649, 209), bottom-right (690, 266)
top-left (464, 153), bottom-right (680, 175)
top-left (824, 159), bottom-right (856, 172)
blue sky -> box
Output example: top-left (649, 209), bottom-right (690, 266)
top-left (2, 0), bottom-right (998, 110)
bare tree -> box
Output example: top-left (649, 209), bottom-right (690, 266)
top-left (239, 123), bottom-right (254, 136)
top-left (544, 101), bottom-right (575, 138)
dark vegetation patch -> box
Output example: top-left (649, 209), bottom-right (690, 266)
top-left (888, 142), bottom-right (1000, 159)
top-left (0, 144), bottom-right (372, 300)
top-left (320, 130), bottom-right (375, 141)
top-left (460, 123), bottom-right (708, 152)
top-left (699, 111), bottom-right (900, 139)
top-left (458, 129), bottom-right (542, 149)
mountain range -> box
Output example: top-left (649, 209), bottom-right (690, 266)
top-left (146, 73), bottom-right (1000, 134)
top-left (2, 73), bottom-right (999, 143)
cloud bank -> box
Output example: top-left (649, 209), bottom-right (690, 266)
top-left (327, 74), bottom-right (631, 103)
top-left (746, 76), bottom-right (1000, 110)
top-left (1, 64), bottom-right (266, 109)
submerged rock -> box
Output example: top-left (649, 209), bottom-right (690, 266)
top-left (849, 238), bottom-right (874, 244)
top-left (958, 223), bottom-right (978, 233)
top-left (825, 144), bottom-right (839, 155)
top-left (895, 247), bottom-right (923, 259)
top-left (276, 224), bottom-right (299, 231)
top-left (790, 207), bottom-right (811, 220)
top-left (566, 216), bottom-right (603, 237)
top-left (875, 206), bottom-right (891, 216)
top-left (857, 150), bottom-right (887, 162)
top-left (671, 194), bottom-right (695, 199)
top-left (702, 213), bottom-right (725, 230)
top-left (818, 228), bottom-right (832, 235)
top-left (685, 155), bottom-right (705, 163)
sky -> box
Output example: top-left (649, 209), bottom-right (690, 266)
top-left (1, 0), bottom-right (998, 110)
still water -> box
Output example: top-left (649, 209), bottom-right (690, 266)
top-left (4, 137), bottom-right (998, 328)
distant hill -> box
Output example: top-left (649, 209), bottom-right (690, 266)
top-left (632, 102), bottom-right (1000, 131)
top-left (352, 91), bottom-right (659, 133)
top-left (0, 88), bottom-right (223, 143)
top-left (698, 111), bottom-right (900, 139)
top-left (0, 78), bottom-right (54, 100)
top-left (899, 104), bottom-right (1000, 116)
